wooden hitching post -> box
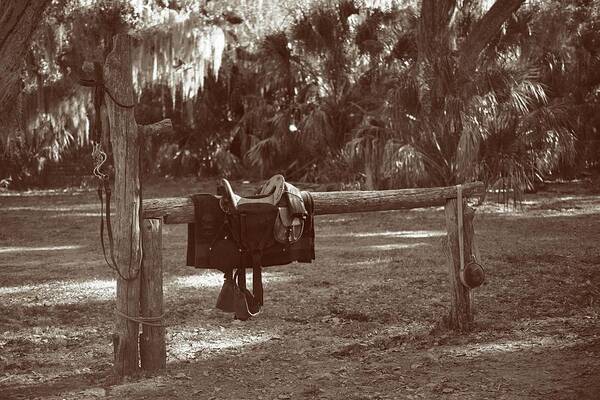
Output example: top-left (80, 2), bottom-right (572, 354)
top-left (444, 195), bottom-right (476, 331)
top-left (104, 34), bottom-right (142, 376)
top-left (140, 218), bottom-right (166, 371)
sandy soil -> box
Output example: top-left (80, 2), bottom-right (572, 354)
top-left (0, 178), bottom-right (599, 399)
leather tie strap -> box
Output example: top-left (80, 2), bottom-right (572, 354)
top-left (99, 182), bottom-right (119, 270)
top-left (253, 263), bottom-right (263, 306)
top-left (238, 266), bottom-right (246, 289)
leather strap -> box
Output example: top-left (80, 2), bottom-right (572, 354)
top-left (237, 266), bottom-right (246, 289)
top-left (253, 262), bottom-right (263, 306)
top-left (99, 180), bottom-right (119, 270)
top-left (88, 63), bottom-right (142, 282)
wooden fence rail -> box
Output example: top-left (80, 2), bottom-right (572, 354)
top-left (142, 181), bottom-right (484, 223)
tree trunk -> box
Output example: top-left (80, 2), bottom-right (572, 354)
top-left (416, 0), bottom-right (458, 140)
top-left (418, 0), bottom-right (457, 61)
top-left (104, 34), bottom-right (142, 377)
top-left (364, 141), bottom-right (376, 190)
top-left (460, 0), bottom-right (526, 73)
top-left (0, 0), bottom-right (52, 136)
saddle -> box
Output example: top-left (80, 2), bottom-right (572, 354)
top-left (186, 175), bottom-right (315, 320)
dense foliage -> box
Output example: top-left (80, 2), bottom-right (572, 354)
top-left (224, 0), bottom-right (599, 194)
top-left (1, 0), bottom-right (599, 194)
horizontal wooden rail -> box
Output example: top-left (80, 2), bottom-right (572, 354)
top-left (142, 181), bottom-right (484, 224)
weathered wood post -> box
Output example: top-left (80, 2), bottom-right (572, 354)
top-left (104, 34), bottom-right (142, 376)
top-left (444, 196), bottom-right (477, 331)
top-left (140, 218), bottom-right (166, 371)
top-left (104, 33), bottom-right (172, 377)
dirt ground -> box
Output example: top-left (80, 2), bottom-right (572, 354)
top-left (0, 177), bottom-right (599, 400)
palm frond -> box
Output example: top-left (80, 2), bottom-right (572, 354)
top-left (509, 79), bottom-right (548, 114)
top-left (382, 141), bottom-right (429, 187)
top-left (313, 9), bottom-right (338, 49)
top-left (338, 0), bottom-right (360, 23)
top-left (345, 136), bottom-right (369, 162)
top-left (292, 13), bottom-right (319, 52)
top-left (300, 107), bottom-right (334, 145)
top-left (261, 32), bottom-right (291, 65)
top-left (456, 122), bottom-right (483, 182)
top-left (245, 135), bottom-right (280, 171)
top-left (212, 146), bottom-right (240, 178)
top-left (355, 11), bottom-right (382, 57)
top-left (270, 111), bottom-right (292, 139)
top-left (390, 32), bottom-right (417, 61)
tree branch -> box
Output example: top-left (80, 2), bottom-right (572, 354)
top-left (139, 119), bottom-right (174, 136)
top-left (459, 0), bottom-right (525, 72)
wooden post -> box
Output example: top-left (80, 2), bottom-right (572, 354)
top-left (444, 198), bottom-right (476, 331)
top-left (104, 34), bottom-right (142, 377)
top-left (140, 218), bottom-right (166, 371)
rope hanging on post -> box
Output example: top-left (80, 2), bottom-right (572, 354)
top-left (457, 184), bottom-right (465, 283)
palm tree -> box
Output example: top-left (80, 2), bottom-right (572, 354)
top-left (347, 0), bottom-right (576, 198)
top-left (523, 0), bottom-right (600, 175)
top-left (239, 1), bottom-right (365, 180)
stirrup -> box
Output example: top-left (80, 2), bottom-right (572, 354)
top-left (233, 269), bottom-right (261, 320)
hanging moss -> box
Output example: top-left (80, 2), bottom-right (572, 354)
top-left (3, 0), bottom-right (320, 160)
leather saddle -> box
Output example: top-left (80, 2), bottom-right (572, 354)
top-left (186, 175), bottom-right (315, 321)
top-left (220, 174), bottom-right (308, 247)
